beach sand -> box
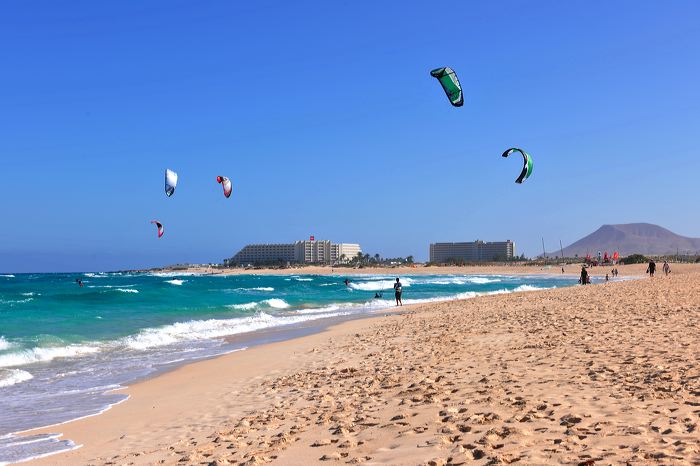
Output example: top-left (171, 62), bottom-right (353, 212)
top-left (30, 264), bottom-right (700, 465)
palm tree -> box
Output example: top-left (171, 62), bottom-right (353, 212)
top-left (340, 254), bottom-right (346, 264)
top-left (374, 253), bottom-right (380, 263)
top-left (406, 255), bottom-right (414, 264)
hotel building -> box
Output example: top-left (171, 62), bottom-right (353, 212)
top-left (225, 239), bottom-right (362, 266)
top-left (429, 240), bottom-right (515, 263)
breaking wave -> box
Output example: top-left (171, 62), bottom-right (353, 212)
top-left (348, 277), bottom-right (414, 291)
top-left (0, 369), bottom-right (33, 388)
top-left (121, 310), bottom-right (344, 351)
top-left (227, 298), bottom-right (290, 311)
top-left (0, 337), bottom-right (12, 351)
top-left (0, 345), bottom-right (100, 368)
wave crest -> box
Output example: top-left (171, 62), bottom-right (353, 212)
top-left (227, 298), bottom-right (290, 311)
top-left (349, 277), bottom-right (413, 291)
top-left (122, 310), bottom-right (345, 350)
top-left (0, 368), bottom-right (33, 387)
top-left (0, 344), bottom-right (100, 368)
top-left (0, 336), bottom-right (12, 351)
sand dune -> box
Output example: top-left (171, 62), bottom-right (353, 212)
top-left (31, 264), bottom-right (700, 465)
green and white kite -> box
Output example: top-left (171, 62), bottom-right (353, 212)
top-left (430, 67), bottom-right (463, 107)
top-left (501, 148), bottom-right (533, 184)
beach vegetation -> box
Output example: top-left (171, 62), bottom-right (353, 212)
top-left (623, 253), bottom-right (649, 264)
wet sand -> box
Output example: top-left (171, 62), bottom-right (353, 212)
top-left (30, 263), bottom-right (700, 465)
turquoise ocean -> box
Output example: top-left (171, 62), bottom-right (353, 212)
top-left (0, 271), bottom-right (584, 464)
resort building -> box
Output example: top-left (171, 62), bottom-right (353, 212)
top-left (429, 240), bottom-right (515, 263)
top-left (226, 243), bottom-right (296, 265)
top-left (331, 243), bottom-right (362, 263)
top-left (225, 239), bottom-right (362, 266)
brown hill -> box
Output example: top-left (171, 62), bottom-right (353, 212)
top-left (554, 223), bottom-right (700, 257)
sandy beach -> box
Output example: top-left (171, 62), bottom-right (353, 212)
top-left (28, 264), bottom-right (700, 465)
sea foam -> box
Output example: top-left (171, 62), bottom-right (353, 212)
top-left (0, 369), bottom-right (33, 388)
top-left (0, 338), bottom-right (11, 351)
top-left (122, 310), bottom-right (345, 350)
top-left (348, 277), bottom-right (414, 291)
top-left (0, 345), bottom-right (100, 368)
top-left (227, 298), bottom-right (290, 311)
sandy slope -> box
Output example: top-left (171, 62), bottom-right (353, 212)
top-left (31, 264), bottom-right (700, 465)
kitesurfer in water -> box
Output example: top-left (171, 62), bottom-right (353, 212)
top-left (344, 278), bottom-right (350, 286)
top-left (374, 292), bottom-right (383, 299)
top-left (394, 278), bottom-right (403, 306)
top-left (76, 279), bottom-right (84, 287)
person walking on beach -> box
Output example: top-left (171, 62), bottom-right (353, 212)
top-left (394, 277), bottom-right (403, 306)
top-left (663, 261), bottom-right (670, 276)
top-left (647, 259), bottom-right (656, 277)
top-left (580, 266), bottom-right (588, 285)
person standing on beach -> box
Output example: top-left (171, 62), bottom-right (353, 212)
top-left (394, 277), bottom-right (403, 306)
top-left (647, 259), bottom-right (656, 277)
top-left (580, 266), bottom-right (588, 285)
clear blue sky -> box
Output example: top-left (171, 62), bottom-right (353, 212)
top-left (1, 1), bottom-right (699, 272)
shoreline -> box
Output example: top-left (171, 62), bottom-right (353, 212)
top-left (13, 272), bottom-right (561, 463)
top-left (24, 302), bottom-right (432, 465)
top-left (17, 264), bottom-right (696, 465)
top-left (142, 263), bottom-right (641, 277)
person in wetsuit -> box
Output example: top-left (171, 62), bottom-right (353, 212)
top-left (393, 277), bottom-right (403, 306)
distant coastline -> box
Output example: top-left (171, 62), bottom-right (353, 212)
top-left (132, 262), bottom-right (637, 277)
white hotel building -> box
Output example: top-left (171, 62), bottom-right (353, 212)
top-left (429, 240), bottom-right (515, 263)
top-left (225, 239), bottom-right (362, 266)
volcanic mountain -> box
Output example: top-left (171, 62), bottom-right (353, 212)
top-left (554, 223), bottom-right (700, 257)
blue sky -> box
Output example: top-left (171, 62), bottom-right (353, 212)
top-left (1, 1), bottom-right (699, 272)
